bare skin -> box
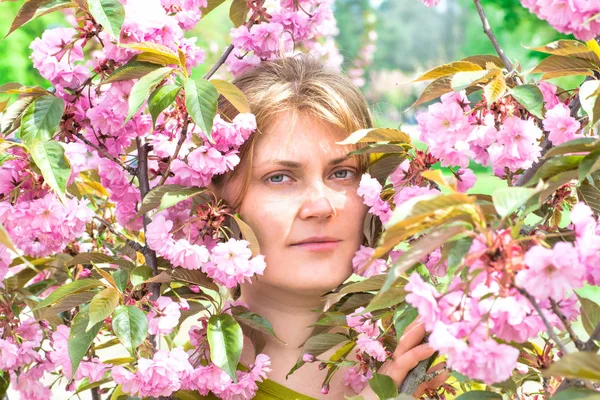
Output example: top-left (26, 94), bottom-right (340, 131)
top-left (219, 111), bottom-right (447, 399)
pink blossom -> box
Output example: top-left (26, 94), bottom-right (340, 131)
top-left (146, 214), bottom-right (175, 254)
top-left (343, 365), bottom-right (373, 393)
top-left (351, 245), bottom-right (387, 278)
top-left (571, 202), bottom-right (600, 284)
top-left (346, 307), bottom-right (379, 337)
top-left (10, 364), bottom-right (52, 400)
top-left (202, 238), bottom-right (266, 288)
top-left (422, 0), bottom-right (441, 7)
top-left (423, 248), bottom-right (447, 277)
top-left (0, 244), bottom-right (11, 289)
top-left (456, 168), bottom-right (476, 193)
top-left (405, 273), bottom-right (440, 330)
top-left (539, 82), bottom-right (560, 110)
top-left (357, 174), bottom-right (392, 223)
top-left (148, 296), bottom-right (181, 335)
top-left (489, 116), bottom-right (543, 175)
top-left (516, 242), bottom-right (586, 301)
top-left (169, 239), bottom-right (210, 270)
top-left (356, 333), bottom-right (387, 362)
top-left (521, 0), bottom-right (600, 40)
top-left (393, 185), bottom-right (440, 205)
top-left (0, 339), bottom-right (19, 370)
top-left (543, 102), bottom-right (582, 145)
top-left (75, 358), bottom-right (111, 382)
top-left (458, 339), bottom-right (519, 384)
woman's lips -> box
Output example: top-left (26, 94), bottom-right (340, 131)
top-left (290, 240), bottom-right (341, 252)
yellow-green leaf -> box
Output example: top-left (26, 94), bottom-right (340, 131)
top-left (87, 0), bottom-right (125, 41)
top-left (122, 42), bottom-right (181, 67)
top-left (413, 61), bottom-right (482, 82)
top-left (545, 352), bottom-right (600, 381)
top-left (338, 128), bottom-right (411, 145)
top-left (210, 79), bottom-right (250, 113)
top-left (87, 287), bottom-right (120, 330)
top-left (580, 79), bottom-right (600, 126)
top-left (28, 140), bottom-right (71, 202)
top-left (484, 75), bottom-right (507, 107)
top-left (229, 0), bottom-right (248, 27)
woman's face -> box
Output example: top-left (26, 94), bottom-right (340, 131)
top-left (224, 111), bottom-right (368, 295)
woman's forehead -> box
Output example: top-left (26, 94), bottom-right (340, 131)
top-left (251, 111), bottom-right (356, 165)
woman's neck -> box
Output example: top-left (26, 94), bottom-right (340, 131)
top-left (238, 281), bottom-right (326, 352)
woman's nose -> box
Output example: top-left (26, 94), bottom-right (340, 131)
top-left (298, 182), bottom-right (337, 220)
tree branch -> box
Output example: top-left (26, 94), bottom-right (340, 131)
top-left (136, 137), bottom-right (160, 301)
top-left (472, 0), bottom-right (513, 71)
top-left (93, 216), bottom-right (144, 254)
top-left (157, 117), bottom-right (190, 187)
top-left (550, 298), bottom-right (585, 351)
top-left (519, 288), bottom-right (568, 354)
top-left (75, 133), bottom-right (137, 176)
top-left (204, 44), bottom-right (234, 81)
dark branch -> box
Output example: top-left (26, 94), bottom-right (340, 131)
top-left (550, 298), bottom-right (585, 351)
top-left (519, 288), bottom-right (568, 354)
top-left (157, 117), bottom-right (190, 187)
top-left (203, 44), bottom-right (234, 81)
top-left (136, 137), bottom-right (160, 301)
top-left (75, 133), bottom-right (137, 176)
top-left (472, 0), bottom-right (513, 71)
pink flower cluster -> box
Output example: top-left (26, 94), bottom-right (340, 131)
top-left (417, 90), bottom-right (549, 178)
top-left (0, 244), bottom-right (12, 289)
top-left (521, 0), bottom-right (600, 40)
top-left (0, 193), bottom-right (93, 258)
top-left (147, 296), bottom-right (183, 335)
top-left (113, 345), bottom-right (271, 400)
top-left (98, 158), bottom-right (143, 231)
top-left (347, 307), bottom-right (387, 362)
top-left (517, 202), bottom-right (600, 300)
top-left (542, 90), bottom-right (582, 146)
top-left (357, 173), bottom-right (392, 224)
top-left (226, 0), bottom-right (337, 75)
top-left (351, 245), bottom-right (387, 278)
top-left (29, 27), bottom-right (89, 90)
top-left (147, 215), bottom-right (266, 288)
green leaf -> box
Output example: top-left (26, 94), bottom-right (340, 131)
top-left (210, 79), bottom-right (250, 113)
top-left (340, 274), bottom-right (387, 294)
top-left (545, 352), bottom-right (600, 381)
top-left (551, 388), bottom-right (600, 400)
top-left (455, 392), bottom-right (502, 400)
top-left (20, 95), bottom-right (64, 144)
top-left (578, 295), bottom-right (600, 337)
top-left (5, 0), bottom-right (54, 37)
top-left (112, 269), bottom-right (129, 293)
top-left (1, 95), bottom-right (35, 134)
top-left (207, 313), bottom-right (244, 382)
top-left (33, 279), bottom-right (104, 310)
top-left (32, 0), bottom-right (76, 20)
top-left (67, 252), bottom-right (136, 270)
top-left (88, 287), bottom-right (120, 330)
top-left (130, 265), bottom-right (153, 287)
top-left (171, 268), bottom-right (219, 291)
top-left (492, 187), bottom-right (539, 218)
top-left (183, 77), bottom-right (218, 140)
top-left (28, 140), bottom-right (71, 202)
top-left (103, 60), bottom-right (160, 84)
top-left (87, 0), bottom-right (125, 40)
top-left (410, 76), bottom-right (453, 107)
top-left (451, 70), bottom-right (491, 91)
top-left (365, 286), bottom-right (406, 313)
top-left (200, 0), bottom-right (227, 16)
top-left (580, 79), bottom-right (600, 126)
top-left (368, 373), bottom-right (398, 400)
top-left (393, 304), bottom-right (418, 339)
top-left (137, 184), bottom-right (205, 216)
top-left (112, 305), bottom-right (148, 355)
top-left (69, 308), bottom-right (103, 377)
top-left (125, 67), bottom-right (173, 123)
top-left (511, 84), bottom-right (545, 119)
top-left (578, 182), bottom-right (600, 215)
top-left (148, 84), bottom-right (181, 126)
top-left (446, 236), bottom-right (473, 270)
top-left (231, 307), bottom-right (277, 338)
top-left (121, 42), bottom-right (181, 66)
top-left (579, 151), bottom-right (600, 181)
top-left (545, 137), bottom-right (600, 158)
top-left (229, 0), bottom-right (248, 27)
top-left (287, 333), bottom-right (348, 378)
top-left (232, 214), bottom-right (260, 256)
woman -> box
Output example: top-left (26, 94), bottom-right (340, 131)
top-left (211, 56), bottom-right (443, 399)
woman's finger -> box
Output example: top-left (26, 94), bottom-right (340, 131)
top-left (383, 343), bottom-right (435, 385)
top-left (393, 322), bottom-right (426, 358)
top-left (414, 370), bottom-right (451, 397)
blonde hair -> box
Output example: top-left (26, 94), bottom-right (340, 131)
top-left (213, 55), bottom-right (373, 208)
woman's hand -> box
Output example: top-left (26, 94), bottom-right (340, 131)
top-left (358, 322), bottom-right (449, 399)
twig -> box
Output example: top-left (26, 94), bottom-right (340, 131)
top-left (423, 366), bottom-right (448, 382)
top-left (203, 44), bottom-right (234, 80)
top-left (93, 215), bottom-right (144, 254)
top-left (136, 137), bottom-right (160, 301)
top-left (472, 0), bottom-right (513, 71)
top-left (157, 118), bottom-right (190, 187)
top-left (519, 288), bottom-right (568, 355)
top-left (75, 133), bottom-right (137, 176)
top-left (550, 298), bottom-right (585, 351)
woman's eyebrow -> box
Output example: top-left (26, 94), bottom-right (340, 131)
top-left (269, 156), bottom-right (350, 169)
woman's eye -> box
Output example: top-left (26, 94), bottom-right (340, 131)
top-left (332, 169), bottom-right (354, 179)
top-left (267, 174), bottom-right (288, 183)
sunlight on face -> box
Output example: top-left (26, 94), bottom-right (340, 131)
top-left (226, 111), bottom-right (368, 295)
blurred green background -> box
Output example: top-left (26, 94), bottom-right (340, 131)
top-left (0, 0), bottom-right (584, 194)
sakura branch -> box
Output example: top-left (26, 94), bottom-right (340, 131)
top-left (472, 0), bottom-right (513, 72)
top-left (519, 288), bottom-right (568, 355)
top-left (550, 298), bottom-right (585, 351)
